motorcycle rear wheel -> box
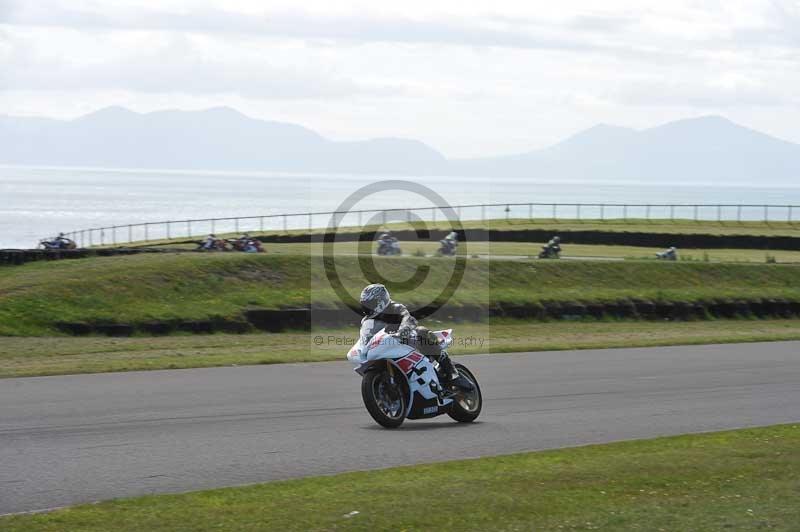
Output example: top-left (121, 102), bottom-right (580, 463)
top-left (362, 369), bottom-right (407, 428)
top-left (447, 364), bottom-right (482, 423)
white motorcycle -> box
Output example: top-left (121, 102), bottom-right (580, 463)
top-left (347, 328), bottom-right (482, 428)
top-left (377, 239), bottom-right (402, 256)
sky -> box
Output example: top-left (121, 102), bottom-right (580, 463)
top-left (0, 0), bottom-right (798, 158)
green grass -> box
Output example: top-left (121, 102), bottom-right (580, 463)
top-left (4, 319), bottom-right (800, 378)
top-left (3, 424), bottom-right (798, 531)
top-left (244, 241), bottom-right (800, 263)
top-left (454, 217), bottom-right (800, 236)
top-left (124, 217), bottom-right (800, 248)
top-left (3, 253), bottom-right (800, 335)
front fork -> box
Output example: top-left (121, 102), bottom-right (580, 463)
top-left (386, 360), bottom-right (396, 385)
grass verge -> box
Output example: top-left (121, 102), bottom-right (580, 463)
top-left (124, 217), bottom-right (800, 248)
top-left (4, 319), bottom-right (800, 378)
top-left (147, 241), bottom-right (800, 263)
top-left (3, 253), bottom-right (800, 335)
top-left (2, 424), bottom-right (798, 531)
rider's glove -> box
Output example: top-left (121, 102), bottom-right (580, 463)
top-left (397, 327), bottom-right (412, 341)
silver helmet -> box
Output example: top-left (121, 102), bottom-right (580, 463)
top-left (359, 283), bottom-right (391, 318)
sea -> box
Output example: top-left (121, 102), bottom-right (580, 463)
top-left (2, 165), bottom-right (800, 249)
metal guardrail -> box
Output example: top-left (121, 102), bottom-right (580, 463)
top-left (59, 202), bottom-right (799, 248)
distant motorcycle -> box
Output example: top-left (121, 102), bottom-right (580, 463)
top-left (437, 239), bottom-right (457, 256)
top-left (656, 247), bottom-right (678, 261)
top-left (230, 238), bottom-right (265, 253)
top-left (538, 243), bottom-right (561, 259)
top-left (39, 237), bottom-right (77, 250)
top-left (196, 238), bottom-right (230, 251)
top-left (377, 239), bottom-right (402, 256)
top-left (347, 328), bottom-right (482, 428)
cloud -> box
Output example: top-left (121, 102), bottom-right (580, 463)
top-left (0, 2), bottom-right (683, 59)
top-left (2, 0), bottom-right (794, 72)
top-left (0, 36), bottom-right (399, 99)
top-left (616, 79), bottom-right (799, 108)
top-left (566, 14), bottom-right (635, 32)
top-left (0, 5), bottom-right (582, 49)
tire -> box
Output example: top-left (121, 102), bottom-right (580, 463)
top-left (361, 369), bottom-right (408, 428)
top-left (447, 364), bottom-right (482, 423)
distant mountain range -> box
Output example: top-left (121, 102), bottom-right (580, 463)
top-left (2, 106), bottom-right (799, 182)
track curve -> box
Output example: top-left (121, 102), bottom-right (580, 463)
top-left (1, 341), bottom-right (799, 514)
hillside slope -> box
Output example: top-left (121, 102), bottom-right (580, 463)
top-left (2, 253), bottom-right (800, 335)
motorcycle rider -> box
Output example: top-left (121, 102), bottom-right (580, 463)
top-left (377, 231), bottom-right (399, 255)
top-left (439, 230), bottom-right (458, 255)
top-left (657, 246), bottom-right (678, 261)
top-left (358, 283), bottom-right (473, 391)
top-left (237, 232), bottom-right (251, 246)
top-left (53, 233), bottom-right (70, 249)
top-left (202, 234), bottom-right (218, 250)
top-left (543, 235), bottom-right (561, 257)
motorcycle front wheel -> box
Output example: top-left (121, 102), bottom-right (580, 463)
top-left (361, 369), bottom-right (408, 428)
top-left (447, 364), bottom-right (482, 423)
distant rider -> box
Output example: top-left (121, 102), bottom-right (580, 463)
top-left (547, 235), bottom-right (561, 254)
top-left (202, 234), bottom-right (218, 250)
top-left (54, 233), bottom-right (70, 249)
top-left (377, 231), bottom-right (398, 254)
top-left (657, 246), bottom-right (678, 261)
top-left (440, 231), bottom-right (458, 255)
top-left (358, 283), bottom-right (473, 391)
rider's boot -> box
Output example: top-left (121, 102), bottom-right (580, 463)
top-left (437, 353), bottom-right (474, 392)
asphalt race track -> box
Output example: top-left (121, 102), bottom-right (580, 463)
top-left (2, 342), bottom-right (799, 515)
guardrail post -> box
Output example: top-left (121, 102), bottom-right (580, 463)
top-left (646, 205), bottom-right (651, 220)
top-left (260, 217), bottom-right (264, 232)
top-left (717, 205), bottom-right (722, 222)
top-left (283, 215), bottom-right (288, 232)
top-left (552, 204), bottom-right (557, 220)
top-left (623, 205), bottom-right (628, 221)
top-left (693, 205), bottom-right (698, 221)
top-left (670, 205), bottom-right (675, 221)
top-left (89, 230), bottom-right (94, 247)
top-left (166, 221), bottom-right (171, 240)
top-left (144, 224), bottom-right (149, 242)
top-left (600, 204), bottom-right (605, 220)
top-left (764, 205), bottom-right (769, 222)
top-left (100, 229), bottom-right (105, 246)
top-left (235, 218), bottom-right (240, 234)
top-left (737, 205), bottom-right (742, 222)
top-left (528, 203), bottom-right (532, 219)
top-left (576, 204), bottom-right (581, 220)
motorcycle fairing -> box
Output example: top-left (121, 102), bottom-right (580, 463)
top-left (405, 354), bottom-right (454, 419)
top-left (349, 328), bottom-right (454, 417)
